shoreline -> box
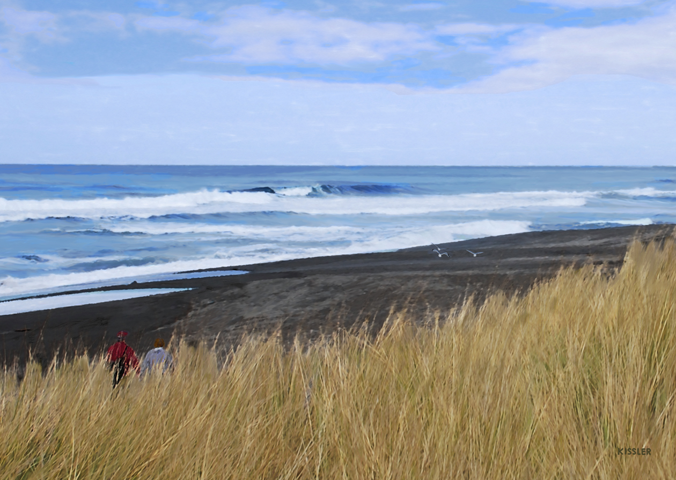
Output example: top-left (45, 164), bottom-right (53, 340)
top-left (1, 224), bottom-right (673, 366)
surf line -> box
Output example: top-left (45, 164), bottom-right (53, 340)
top-left (0, 288), bottom-right (193, 317)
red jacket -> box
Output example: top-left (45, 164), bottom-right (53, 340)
top-left (107, 341), bottom-right (139, 372)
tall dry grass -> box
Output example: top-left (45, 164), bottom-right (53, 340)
top-left (1, 238), bottom-right (676, 479)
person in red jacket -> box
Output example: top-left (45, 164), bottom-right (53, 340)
top-left (107, 331), bottom-right (139, 388)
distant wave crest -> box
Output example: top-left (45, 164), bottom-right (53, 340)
top-left (6, 185), bottom-right (671, 224)
top-left (0, 188), bottom-right (593, 222)
top-left (307, 184), bottom-right (413, 196)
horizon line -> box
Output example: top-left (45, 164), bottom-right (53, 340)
top-left (1, 164), bottom-right (675, 168)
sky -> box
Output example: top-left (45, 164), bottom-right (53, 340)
top-left (1, 0), bottom-right (675, 165)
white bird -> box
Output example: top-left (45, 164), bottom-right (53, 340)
top-left (431, 244), bottom-right (449, 258)
top-left (466, 250), bottom-right (484, 257)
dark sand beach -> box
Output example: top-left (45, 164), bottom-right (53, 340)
top-left (1, 224), bottom-right (673, 367)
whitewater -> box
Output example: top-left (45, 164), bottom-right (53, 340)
top-left (1, 165), bottom-right (674, 301)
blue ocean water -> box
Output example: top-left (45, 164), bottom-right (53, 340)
top-left (1, 165), bottom-right (675, 300)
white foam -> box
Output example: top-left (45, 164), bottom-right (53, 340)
top-left (105, 219), bottom-right (529, 247)
top-left (336, 220), bottom-right (531, 253)
top-left (277, 186), bottom-right (314, 196)
top-left (0, 253), bottom-right (132, 270)
top-left (580, 218), bottom-right (653, 226)
top-left (0, 269), bottom-right (247, 302)
top-left (0, 189), bottom-right (591, 222)
top-left (93, 219), bottom-right (530, 240)
top-left (0, 256), bottom-right (293, 299)
top-left (0, 262), bottom-right (251, 299)
top-left (0, 289), bottom-right (192, 317)
top-left (0, 190), bottom-right (272, 222)
top-left (0, 219), bottom-right (529, 299)
top-left (67, 223), bottom-right (367, 238)
top-left (614, 188), bottom-right (676, 197)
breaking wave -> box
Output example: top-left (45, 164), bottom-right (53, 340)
top-left (0, 219), bottom-right (530, 299)
top-left (0, 188), bottom-right (594, 222)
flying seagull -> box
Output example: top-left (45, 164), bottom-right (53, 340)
top-left (466, 250), bottom-right (484, 257)
top-left (431, 244), bottom-right (449, 258)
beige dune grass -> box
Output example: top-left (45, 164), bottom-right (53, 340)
top-left (1, 238), bottom-right (675, 479)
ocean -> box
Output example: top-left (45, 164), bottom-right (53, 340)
top-left (1, 165), bottom-right (675, 303)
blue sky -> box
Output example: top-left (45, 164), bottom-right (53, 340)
top-left (1, 0), bottom-right (675, 165)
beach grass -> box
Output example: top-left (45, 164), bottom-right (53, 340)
top-left (1, 238), bottom-right (675, 479)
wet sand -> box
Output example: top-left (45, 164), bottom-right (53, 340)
top-left (1, 224), bottom-right (673, 366)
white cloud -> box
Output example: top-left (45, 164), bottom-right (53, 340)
top-left (69, 12), bottom-right (127, 32)
top-left (432, 23), bottom-right (526, 54)
top-left (3, 73), bottom-right (675, 165)
top-left (398, 3), bottom-right (445, 11)
top-left (0, 55), bottom-right (26, 79)
top-left (0, 55), bottom-right (101, 85)
top-left (134, 6), bottom-right (439, 65)
top-left (454, 7), bottom-right (676, 93)
top-left (435, 22), bottom-right (521, 35)
top-left (0, 6), bottom-right (65, 67)
top-left (528, 0), bottom-right (647, 7)
top-left (134, 15), bottom-right (198, 33)
top-left (0, 7), bottom-right (126, 52)
top-left (0, 6), bottom-right (61, 43)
